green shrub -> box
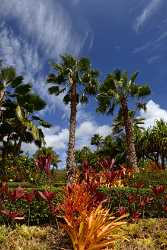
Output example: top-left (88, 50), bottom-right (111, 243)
top-left (51, 169), bottom-right (66, 187)
top-left (8, 182), bottom-right (35, 189)
top-left (100, 186), bottom-right (167, 218)
top-left (1, 187), bottom-right (64, 226)
top-left (128, 170), bottom-right (167, 188)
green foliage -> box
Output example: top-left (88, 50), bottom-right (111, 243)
top-left (0, 225), bottom-right (9, 244)
top-left (100, 186), bottom-right (167, 218)
top-left (75, 146), bottom-right (99, 168)
top-left (51, 169), bottom-right (66, 185)
top-left (47, 54), bottom-right (99, 106)
top-left (0, 65), bottom-right (48, 163)
top-left (97, 69), bottom-right (150, 116)
top-left (16, 105), bottom-right (44, 143)
top-left (2, 187), bottom-right (63, 225)
top-left (128, 170), bottom-right (167, 188)
top-left (91, 134), bottom-right (104, 149)
top-left (135, 120), bottom-right (167, 167)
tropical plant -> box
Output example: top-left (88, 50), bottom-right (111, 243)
top-left (0, 65), bottom-right (49, 167)
top-left (134, 120), bottom-right (167, 168)
top-left (97, 69), bottom-right (150, 172)
top-left (47, 54), bottom-right (99, 182)
top-left (91, 134), bottom-right (104, 151)
top-left (34, 147), bottom-right (60, 175)
top-left (64, 203), bottom-right (127, 250)
top-left (75, 146), bottom-right (99, 169)
top-left (97, 134), bottom-right (126, 165)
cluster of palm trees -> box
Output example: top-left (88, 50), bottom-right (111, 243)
top-left (0, 54), bottom-right (153, 182)
top-left (47, 54), bottom-right (151, 181)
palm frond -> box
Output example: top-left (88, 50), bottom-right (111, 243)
top-left (16, 105), bottom-right (45, 144)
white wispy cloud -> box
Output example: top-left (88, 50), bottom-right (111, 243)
top-left (0, 23), bottom-right (41, 81)
top-left (134, 0), bottom-right (162, 32)
top-left (140, 100), bottom-right (167, 128)
top-left (133, 41), bottom-right (152, 54)
top-left (71, 0), bottom-right (80, 6)
top-left (0, 0), bottom-right (87, 114)
top-left (147, 55), bottom-right (161, 64)
top-left (0, 0), bottom-right (83, 57)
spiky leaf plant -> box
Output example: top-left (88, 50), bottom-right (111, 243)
top-left (64, 204), bottom-right (127, 250)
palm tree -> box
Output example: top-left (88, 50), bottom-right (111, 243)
top-left (0, 65), bottom-right (49, 160)
top-left (47, 54), bottom-right (99, 182)
top-left (97, 69), bottom-right (150, 172)
top-left (137, 120), bottom-right (167, 168)
top-left (91, 134), bottom-right (104, 151)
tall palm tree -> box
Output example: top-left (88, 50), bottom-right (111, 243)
top-left (97, 69), bottom-right (150, 172)
top-left (47, 54), bottom-right (99, 182)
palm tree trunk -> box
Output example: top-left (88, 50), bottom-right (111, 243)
top-left (121, 97), bottom-right (139, 173)
top-left (0, 90), bottom-right (5, 118)
top-left (66, 81), bottom-right (77, 183)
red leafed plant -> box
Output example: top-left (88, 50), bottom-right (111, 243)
top-left (0, 182), bottom-right (8, 194)
top-left (35, 157), bottom-right (52, 175)
top-left (152, 185), bottom-right (165, 195)
top-left (81, 159), bottom-right (126, 192)
top-left (23, 192), bottom-right (35, 203)
top-left (9, 187), bottom-right (25, 202)
top-left (38, 191), bottom-right (55, 202)
top-left (133, 183), bottom-right (145, 189)
top-left (118, 207), bottom-right (127, 216)
top-left (0, 210), bottom-right (24, 221)
top-left (98, 159), bottom-right (126, 187)
top-left (99, 159), bottom-right (116, 170)
top-left (59, 183), bottom-right (93, 226)
top-left (139, 196), bottom-right (153, 209)
top-left (132, 211), bottom-right (141, 220)
top-left (128, 194), bottom-right (137, 204)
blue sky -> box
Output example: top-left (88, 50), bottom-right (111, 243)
top-left (1, 0), bottom-right (167, 166)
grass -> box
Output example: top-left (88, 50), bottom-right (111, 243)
top-left (0, 225), bottom-right (49, 250)
top-left (0, 225), bottom-right (72, 250)
top-left (115, 218), bottom-right (167, 250)
top-left (0, 219), bottom-right (167, 249)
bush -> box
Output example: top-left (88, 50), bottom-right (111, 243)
top-left (8, 182), bottom-right (35, 189)
top-left (128, 170), bottom-right (167, 188)
top-left (100, 186), bottom-right (167, 219)
top-left (0, 186), bottom-right (64, 225)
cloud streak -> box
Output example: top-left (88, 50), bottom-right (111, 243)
top-left (0, 0), bottom-right (87, 114)
top-left (134, 0), bottom-right (162, 31)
